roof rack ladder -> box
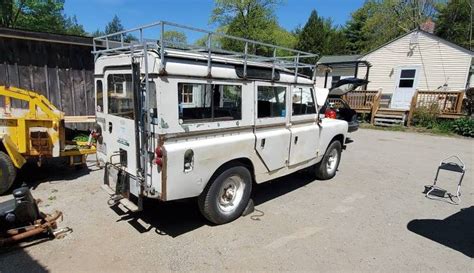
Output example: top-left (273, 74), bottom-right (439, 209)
top-left (142, 28), bottom-right (152, 191)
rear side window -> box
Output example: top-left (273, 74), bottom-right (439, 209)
top-left (292, 87), bottom-right (316, 115)
top-left (107, 74), bottom-right (134, 119)
top-left (257, 86), bottom-right (286, 118)
top-left (178, 83), bottom-right (242, 123)
top-left (96, 80), bottom-right (103, 112)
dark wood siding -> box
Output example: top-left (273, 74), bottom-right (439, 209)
top-left (0, 31), bottom-right (95, 129)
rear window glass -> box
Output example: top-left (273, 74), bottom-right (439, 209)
top-left (107, 74), bottom-right (134, 119)
top-left (257, 86), bottom-right (286, 118)
top-left (178, 83), bottom-right (242, 123)
top-left (96, 80), bottom-right (103, 112)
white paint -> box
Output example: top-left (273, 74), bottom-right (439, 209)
top-left (95, 51), bottom-right (348, 201)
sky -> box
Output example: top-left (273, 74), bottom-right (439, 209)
top-left (64, 0), bottom-right (365, 41)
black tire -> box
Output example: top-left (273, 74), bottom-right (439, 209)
top-left (315, 141), bottom-right (342, 180)
top-left (198, 165), bottom-right (252, 224)
top-left (0, 151), bottom-right (17, 194)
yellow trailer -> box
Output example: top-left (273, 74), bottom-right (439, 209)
top-left (0, 85), bottom-right (96, 194)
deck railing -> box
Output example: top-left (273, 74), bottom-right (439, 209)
top-left (407, 90), bottom-right (465, 126)
top-left (342, 90), bottom-right (381, 114)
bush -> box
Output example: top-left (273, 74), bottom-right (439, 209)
top-left (412, 105), bottom-right (440, 128)
top-left (452, 118), bottom-right (474, 137)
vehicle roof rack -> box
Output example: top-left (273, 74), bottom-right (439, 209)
top-left (92, 21), bottom-right (318, 81)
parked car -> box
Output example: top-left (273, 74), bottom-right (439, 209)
top-left (320, 78), bottom-right (369, 133)
top-left (93, 21), bottom-right (351, 225)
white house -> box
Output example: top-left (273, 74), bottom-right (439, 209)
top-left (316, 29), bottom-right (474, 110)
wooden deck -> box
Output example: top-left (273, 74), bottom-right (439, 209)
top-left (340, 89), bottom-right (466, 127)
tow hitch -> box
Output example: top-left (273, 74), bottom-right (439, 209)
top-left (0, 187), bottom-right (69, 246)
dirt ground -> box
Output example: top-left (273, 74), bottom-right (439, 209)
top-left (0, 129), bottom-right (473, 272)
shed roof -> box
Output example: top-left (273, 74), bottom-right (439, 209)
top-left (317, 54), bottom-right (363, 65)
top-left (0, 27), bottom-right (93, 47)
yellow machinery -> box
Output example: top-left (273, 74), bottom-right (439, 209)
top-left (0, 85), bottom-right (96, 194)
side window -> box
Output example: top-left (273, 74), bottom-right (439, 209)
top-left (178, 83), bottom-right (242, 123)
top-left (257, 86), bottom-right (286, 118)
top-left (107, 74), bottom-right (134, 119)
top-left (96, 80), bottom-right (103, 112)
top-left (292, 87), bottom-right (316, 115)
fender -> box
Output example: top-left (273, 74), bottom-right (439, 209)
top-left (0, 134), bottom-right (26, 168)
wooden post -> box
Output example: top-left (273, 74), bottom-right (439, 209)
top-left (370, 89), bottom-right (382, 124)
top-left (455, 91), bottom-right (464, 114)
top-left (407, 90), bottom-right (419, 127)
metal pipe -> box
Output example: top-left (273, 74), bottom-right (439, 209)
top-left (243, 42), bottom-right (248, 79)
top-left (160, 22), bottom-right (165, 73)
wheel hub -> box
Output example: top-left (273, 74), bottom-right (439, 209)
top-left (326, 149), bottom-right (338, 173)
top-left (218, 176), bottom-right (245, 213)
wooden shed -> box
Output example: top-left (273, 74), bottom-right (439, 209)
top-left (0, 27), bottom-right (97, 128)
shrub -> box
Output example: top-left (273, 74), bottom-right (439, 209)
top-left (452, 118), bottom-right (474, 137)
top-left (412, 104), bottom-right (440, 128)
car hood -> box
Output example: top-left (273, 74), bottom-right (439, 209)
top-left (329, 78), bottom-right (369, 96)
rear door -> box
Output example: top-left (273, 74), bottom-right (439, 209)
top-left (288, 86), bottom-right (319, 166)
top-left (254, 84), bottom-right (291, 172)
top-left (102, 68), bottom-right (139, 176)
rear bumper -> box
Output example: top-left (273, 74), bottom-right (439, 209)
top-left (347, 121), bottom-right (359, 133)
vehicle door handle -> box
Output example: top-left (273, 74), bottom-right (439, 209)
top-left (260, 138), bottom-right (265, 148)
top-left (108, 122), bottom-right (113, 133)
top-left (294, 136), bottom-right (298, 144)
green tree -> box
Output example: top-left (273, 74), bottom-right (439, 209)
top-left (95, 15), bottom-right (135, 41)
top-left (344, 2), bottom-right (373, 54)
top-left (211, 0), bottom-right (287, 55)
top-left (344, 0), bottom-right (442, 53)
top-left (163, 30), bottom-right (187, 47)
top-left (295, 10), bottom-right (348, 56)
top-left (0, 0), bottom-right (85, 35)
top-left (435, 0), bottom-right (473, 50)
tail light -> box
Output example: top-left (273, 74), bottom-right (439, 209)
top-left (325, 109), bottom-right (337, 119)
top-left (154, 146), bottom-right (163, 167)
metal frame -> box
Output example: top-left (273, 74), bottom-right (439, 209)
top-left (92, 21), bottom-right (319, 81)
top-left (425, 155), bottom-right (466, 205)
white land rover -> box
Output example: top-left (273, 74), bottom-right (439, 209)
top-left (92, 21), bottom-right (350, 224)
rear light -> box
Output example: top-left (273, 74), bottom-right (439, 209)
top-left (154, 146), bottom-right (163, 167)
top-left (325, 109), bottom-right (337, 119)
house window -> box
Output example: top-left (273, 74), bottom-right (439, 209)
top-left (292, 87), bottom-right (316, 115)
top-left (181, 84), bottom-right (194, 104)
top-left (178, 83), bottom-right (242, 123)
top-left (257, 86), bottom-right (286, 118)
top-left (398, 69), bottom-right (416, 88)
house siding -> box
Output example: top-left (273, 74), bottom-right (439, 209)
top-left (359, 31), bottom-right (473, 94)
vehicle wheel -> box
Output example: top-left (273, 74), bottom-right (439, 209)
top-left (0, 151), bottom-right (17, 194)
top-left (315, 141), bottom-right (342, 180)
top-left (198, 165), bottom-right (252, 225)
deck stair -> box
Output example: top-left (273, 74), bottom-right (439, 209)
top-left (373, 108), bottom-right (407, 127)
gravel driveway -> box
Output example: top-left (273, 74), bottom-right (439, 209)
top-left (0, 128), bottom-right (472, 272)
